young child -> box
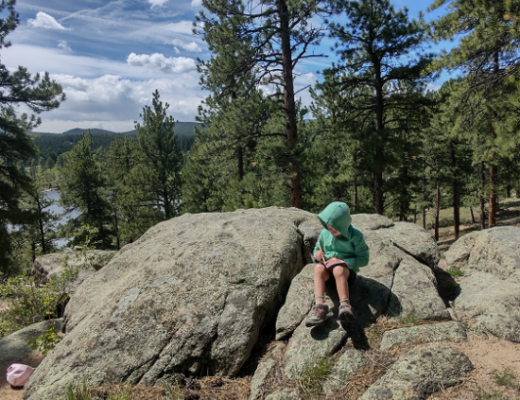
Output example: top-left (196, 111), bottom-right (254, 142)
top-left (305, 201), bottom-right (369, 326)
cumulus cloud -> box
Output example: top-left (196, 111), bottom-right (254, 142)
top-left (167, 21), bottom-right (194, 34)
top-left (33, 74), bottom-right (205, 132)
top-left (295, 72), bottom-right (317, 85)
top-left (28, 12), bottom-right (69, 30)
top-left (127, 52), bottom-right (196, 74)
top-left (172, 39), bottom-right (201, 53)
top-left (57, 40), bottom-right (72, 52)
top-left (191, 0), bottom-right (203, 7)
top-left (147, 0), bottom-right (168, 8)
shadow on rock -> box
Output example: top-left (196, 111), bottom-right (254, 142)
top-left (325, 274), bottom-right (401, 350)
top-left (310, 319), bottom-right (341, 340)
top-left (434, 268), bottom-right (461, 306)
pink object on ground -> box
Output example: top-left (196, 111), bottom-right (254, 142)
top-left (6, 364), bottom-right (35, 388)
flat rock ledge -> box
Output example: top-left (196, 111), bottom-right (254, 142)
top-left (359, 343), bottom-right (473, 400)
top-left (380, 321), bottom-right (467, 350)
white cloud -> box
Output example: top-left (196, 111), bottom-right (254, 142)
top-left (57, 40), bottom-right (72, 52)
top-left (127, 52), bottom-right (197, 74)
top-left (147, 0), bottom-right (169, 8)
top-left (191, 0), bottom-right (203, 7)
top-left (28, 12), bottom-right (69, 31)
top-left (426, 83), bottom-right (441, 92)
top-left (171, 39), bottom-right (201, 52)
top-left (296, 72), bottom-right (317, 85)
top-left (167, 20), bottom-right (194, 34)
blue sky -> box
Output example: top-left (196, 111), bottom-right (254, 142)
top-left (2, 0), bottom-right (452, 133)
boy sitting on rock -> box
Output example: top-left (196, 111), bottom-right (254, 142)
top-left (305, 201), bottom-right (370, 327)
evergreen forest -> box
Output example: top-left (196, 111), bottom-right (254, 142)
top-left (2, 0), bottom-right (520, 275)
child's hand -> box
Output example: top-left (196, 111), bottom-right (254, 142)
top-left (315, 251), bottom-right (324, 261)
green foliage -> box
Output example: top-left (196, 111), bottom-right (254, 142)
top-left (493, 368), bottom-right (519, 389)
top-left (135, 90), bottom-right (182, 220)
top-left (28, 324), bottom-right (61, 355)
top-left (295, 357), bottom-right (333, 396)
top-left (397, 310), bottom-right (419, 326)
top-left (59, 131), bottom-right (112, 247)
top-left (0, 0), bottom-right (64, 274)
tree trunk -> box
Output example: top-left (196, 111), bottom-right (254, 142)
top-left (489, 52), bottom-right (499, 228)
top-left (480, 161), bottom-right (486, 230)
top-left (36, 196), bottom-right (46, 255)
top-left (435, 182), bottom-right (440, 241)
top-left (114, 212), bottom-right (120, 250)
top-left (279, 0), bottom-right (302, 209)
top-left (470, 207), bottom-right (475, 224)
top-left (450, 143), bottom-right (460, 240)
top-left (399, 166), bottom-right (409, 221)
top-left (506, 185), bottom-right (511, 198)
top-left (163, 192), bottom-right (170, 220)
top-left (237, 145), bottom-right (244, 182)
top-left (372, 58), bottom-right (384, 215)
top-left (352, 174), bottom-right (358, 211)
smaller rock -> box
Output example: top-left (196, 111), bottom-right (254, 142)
top-left (0, 319), bottom-right (63, 366)
top-left (360, 343), bottom-right (473, 400)
top-left (32, 250), bottom-right (115, 290)
top-left (275, 264), bottom-right (314, 340)
top-left (249, 343), bottom-right (285, 400)
top-left (283, 317), bottom-right (347, 379)
top-left (323, 347), bottom-right (364, 396)
top-left (351, 214), bottom-right (394, 231)
top-left (264, 389), bottom-right (298, 400)
top-left (380, 321), bottom-right (467, 350)
top-left (389, 255), bottom-right (449, 320)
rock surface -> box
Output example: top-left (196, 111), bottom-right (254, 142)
top-left (380, 321), bottom-right (467, 350)
top-left (283, 318), bottom-right (347, 379)
top-left (445, 228), bottom-right (520, 342)
top-left (360, 343), bottom-right (473, 399)
top-left (32, 250), bottom-right (115, 289)
top-left (23, 208), bottom-right (322, 400)
top-left (249, 343), bottom-right (285, 400)
top-left (0, 319), bottom-right (63, 366)
top-left (323, 347), bottom-right (365, 396)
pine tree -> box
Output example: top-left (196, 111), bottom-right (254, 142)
top-left (197, 0), bottom-right (330, 208)
top-left (429, 0), bottom-right (520, 227)
top-left (135, 90), bottom-right (182, 220)
top-left (0, 0), bottom-right (64, 273)
top-left (59, 131), bottom-right (111, 247)
top-left (320, 0), bottom-right (433, 214)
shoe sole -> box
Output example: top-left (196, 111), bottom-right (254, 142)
top-left (338, 313), bottom-right (356, 324)
top-left (305, 312), bottom-right (333, 327)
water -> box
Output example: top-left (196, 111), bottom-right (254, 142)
top-left (44, 190), bottom-right (80, 248)
top-left (7, 191), bottom-right (80, 248)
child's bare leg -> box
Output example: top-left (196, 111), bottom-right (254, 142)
top-left (332, 266), bottom-right (350, 302)
top-left (314, 263), bottom-right (330, 304)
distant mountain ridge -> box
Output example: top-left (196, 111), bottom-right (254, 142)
top-left (30, 122), bottom-right (201, 137)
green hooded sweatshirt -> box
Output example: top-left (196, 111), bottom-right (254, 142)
top-left (313, 201), bottom-right (369, 272)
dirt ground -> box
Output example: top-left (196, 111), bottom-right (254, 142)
top-left (429, 334), bottom-right (520, 399)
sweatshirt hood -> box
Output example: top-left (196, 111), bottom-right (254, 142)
top-left (318, 202), bottom-right (352, 238)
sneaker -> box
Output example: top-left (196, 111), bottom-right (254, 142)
top-left (305, 303), bottom-right (332, 327)
top-left (338, 302), bottom-right (356, 323)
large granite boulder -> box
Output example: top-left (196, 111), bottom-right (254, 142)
top-left (360, 343), bottom-right (473, 399)
top-left (445, 228), bottom-right (520, 342)
top-left (32, 250), bottom-right (115, 289)
top-left (23, 208), bottom-right (322, 400)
